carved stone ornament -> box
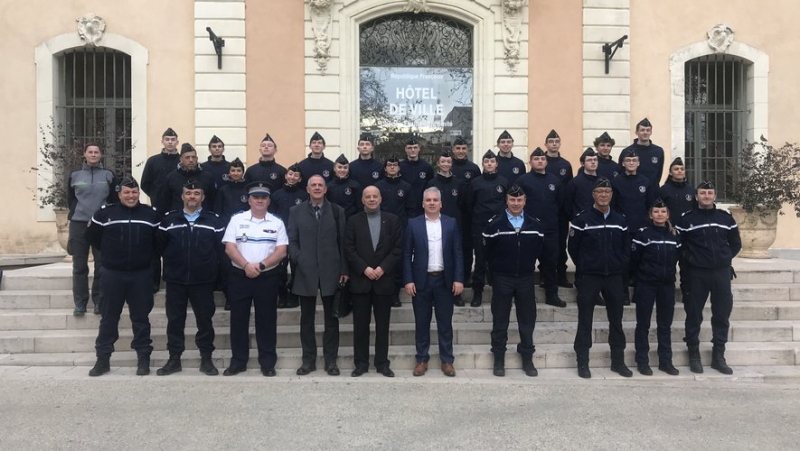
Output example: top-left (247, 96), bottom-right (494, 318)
top-left (707, 24), bottom-right (734, 53)
top-left (309, 0), bottom-right (333, 73)
top-left (76, 13), bottom-right (106, 47)
top-left (502, 0), bottom-right (526, 73)
top-left (403, 0), bottom-right (430, 14)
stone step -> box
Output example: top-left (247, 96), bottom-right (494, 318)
top-left (0, 341), bottom-right (796, 369)
top-left (2, 301), bottom-right (800, 331)
top-left (1, 320), bottom-right (797, 354)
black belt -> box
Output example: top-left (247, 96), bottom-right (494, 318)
top-left (428, 271), bottom-right (443, 277)
top-left (232, 266), bottom-right (280, 277)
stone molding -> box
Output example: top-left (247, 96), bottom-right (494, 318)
top-left (76, 13), bottom-right (106, 47)
top-left (707, 23), bottom-right (735, 53)
top-left (501, 0), bottom-right (526, 73)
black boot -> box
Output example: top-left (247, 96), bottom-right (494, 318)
top-left (545, 296), bottom-right (567, 308)
top-left (470, 289), bottom-right (483, 307)
top-left (577, 361), bottom-right (591, 379)
top-left (277, 290), bottom-right (288, 309)
top-left (200, 355), bottom-right (219, 376)
top-left (623, 288), bottom-right (631, 306)
top-left (391, 291), bottom-right (402, 308)
top-left (224, 293), bottom-right (231, 311)
top-left (637, 363), bottom-right (653, 376)
top-left (557, 275), bottom-right (574, 288)
top-left (93, 302), bottom-right (101, 315)
top-left (711, 346), bottom-right (733, 375)
top-left (285, 293), bottom-right (300, 309)
top-left (73, 303), bottom-right (87, 316)
top-left (156, 357), bottom-right (182, 376)
top-left (454, 294), bottom-right (465, 307)
top-left (610, 361), bottom-right (633, 377)
top-left (521, 354), bottom-right (538, 377)
top-left (136, 355), bottom-right (150, 376)
top-left (492, 352), bottom-right (505, 377)
top-left (688, 345), bottom-right (703, 374)
top-left (88, 356), bottom-right (110, 377)
top-left (658, 361), bottom-right (680, 376)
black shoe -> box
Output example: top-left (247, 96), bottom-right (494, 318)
top-left (492, 353), bottom-right (505, 377)
top-left (223, 365), bottom-right (247, 376)
top-left (577, 363), bottom-right (591, 379)
top-left (391, 293), bottom-right (402, 308)
top-left (610, 362), bottom-right (633, 377)
top-left (200, 357), bottom-right (219, 376)
top-left (136, 355), bottom-right (150, 376)
top-left (93, 303), bottom-right (101, 315)
top-left (470, 290), bottom-right (483, 307)
top-left (285, 293), bottom-right (300, 309)
top-left (545, 297), bottom-right (567, 308)
top-left (658, 362), bottom-right (680, 376)
top-left (688, 346), bottom-right (703, 374)
top-left (325, 363), bottom-right (340, 376)
top-left (277, 291), bottom-right (288, 309)
top-left (351, 367), bottom-right (368, 377)
top-left (296, 364), bottom-right (316, 376)
top-left (711, 347), bottom-right (733, 375)
top-left (377, 366), bottom-right (395, 378)
top-left (88, 357), bottom-right (110, 377)
top-left (522, 356), bottom-right (538, 377)
top-left (557, 275), bottom-right (574, 289)
top-left (261, 367), bottom-right (276, 377)
top-left (73, 304), bottom-right (87, 316)
top-left (156, 357), bottom-right (182, 376)
top-left (637, 364), bottom-right (653, 376)
top-left (454, 295), bottom-right (465, 307)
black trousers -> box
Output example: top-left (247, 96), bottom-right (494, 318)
top-left (461, 223), bottom-right (473, 287)
top-left (300, 295), bottom-right (339, 366)
top-left (227, 268), bottom-right (280, 369)
top-left (683, 266), bottom-right (733, 347)
top-left (491, 274), bottom-right (537, 355)
top-left (537, 232), bottom-right (559, 299)
top-left (557, 216), bottom-right (570, 278)
top-left (165, 282), bottom-right (216, 357)
top-left (471, 230), bottom-right (488, 291)
top-left (573, 273), bottom-right (626, 363)
top-left (95, 268), bottom-right (154, 358)
top-left (352, 291), bottom-right (392, 370)
top-left (151, 256), bottom-right (162, 288)
top-left (68, 220), bottom-right (101, 307)
top-left (634, 280), bottom-right (675, 365)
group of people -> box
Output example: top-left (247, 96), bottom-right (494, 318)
top-left (67, 118), bottom-right (740, 379)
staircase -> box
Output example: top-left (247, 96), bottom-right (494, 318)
top-left (0, 258), bottom-right (799, 374)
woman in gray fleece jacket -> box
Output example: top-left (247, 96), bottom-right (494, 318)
top-left (67, 143), bottom-right (117, 315)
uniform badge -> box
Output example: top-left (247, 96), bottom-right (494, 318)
top-left (323, 170), bottom-right (330, 178)
top-left (512, 167), bottom-right (520, 174)
top-left (451, 189), bottom-right (459, 197)
top-left (345, 188), bottom-right (352, 195)
top-left (465, 172), bottom-right (472, 179)
top-left (639, 186), bottom-right (646, 193)
top-left (613, 171), bottom-right (619, 177)
top-left (631, 243), bottom-right (637, 251)
top-left (496, 186), bottom-right (504, 194)
top-left (241, 234), bottom-right (248, 242)
top-left (240, 195), bottom-right (247, 203)
top-left (560, 168), bottom-right (566, 176)
top-left (222, 174), bottom-right (230, 181)
top-left (419, 171), bottom-right (426, 179)
top-left (685, 194), bottom-right (694, 201)
top-left (549, 184), bottom-right (555, 191)
top-left (651, 157), bottom-right (658, 164)
top-left (398, 190), bottom-right (405, 197)
top-left (372, 171), bottom-right (379, 179)
top-left (295, 198), bottom-right (302, 205)
top-left (270, 173), bottom-right (277, 180)
top-left (569, 228), bottom-right (575, 236)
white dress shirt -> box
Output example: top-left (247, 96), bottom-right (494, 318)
top-left (425, 214), bottom-right (444, 272)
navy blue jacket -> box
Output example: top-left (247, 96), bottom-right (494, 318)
top-left (201, 157), bottom-right (231, 190)
top-left (162, 165), bottom-right (217, 214)
top-left (483, 212), bottom-right (544, 276)
top-left (620, 141), bottom-right (665, 189)
top-left (658, 177), bottom-right (696, 218)
top-left (579, 156), bottom-right (620, 180)
top-left (157, 209), bottom-right (225, 285)
top-left (496, 152), bottom-right (526, 185)
top-left (214, 179), bottom-right (249, 224)
top-left (349, 157), bottom-right (384, 188)
top-left (675, 206), bottom-right (741, 269)
top-left (245, 159), bottom-right (286, 193)
top-left (612, 172), bottom-right (655, 233)
top-left (516, 170), bottom-right (563, 233)
top-left (327, 177), bottom-right (362, 217)
top-left (86, 202), bottom-right (160, 271)
top-left (452, 157), bottom-right (481, 187)
top-left (545, 154), bottom-right (573, 187)
top-left (630, 222), bottom-right (681, 283)
top-left (402, 214), bottom-right (464, 291)
top-left (564, 171), bottom-right (597, 220)
top-left (374, 176), bottom-right (414, 226)
top-left (298, 154), bottom-right (334, 187)
top-left (426, 173), bottom-right (463, 225)
top-left (568, 207), bottom-right (630, 275)
top-left (141, 151), bottom-right (179, 213)
top-left (464, 172), bottom-right (509, 229)
top-left (400, 159), bottom-right (435, 218)
top-left (270, 184), bottom-right (309, 226)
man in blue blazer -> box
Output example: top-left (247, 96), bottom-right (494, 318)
top-left (403, 187), bottom-right (464, 377)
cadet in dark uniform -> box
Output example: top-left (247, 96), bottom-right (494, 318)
top-left (327, 154), bottom-right (363, 217)
top-left (568, 178), bottom-right (631, 379)
top-left (213, 157), bottom-right (248, 310)
top-left (630, 199), bottom-right (680, 376)
top-left (298, 131), bottom-right (334, 186)
top-left (349, 133), bottom-right (384, 188)
top-left (593, 132), bottom-right (621, 180)
top-left (543, 130), bottom-right (574, 288)
top-left (270, 163), bottom-right (308, 308)
top-left (245, 133), bottom-right (287, 193)
top-left (201, 135), bottom-right (230, 189)
top-left (483, 185), bottom-right (544, 377)
top-left (658, 157), bottom-right (696, 303)
top-left (222, 182), bottom-right (289, 377)
top-left (85, 176), bottom-right (160, 377)
top-left (162, 143), bottom-right (216, 212)
top-left (450, 137), bottom-right (481, 291)
top-left (400, 136), bottom-right (434, 219)
top-left (463, 150), bottom-right (509, 307)
top-left (156, 180), bottom-right (225, 376)
top-left (495, 130), bottom-right (526, 185)
top-left (451, 137), bottom-right (481, 184)
top-left (675, 181), bottom-right (741, 375)
top-left (516, 147), bottom-right (567, 307)
top-left (620, 118), bottom-right (665, 191)
top-left (565, 148), bottom-right (599, 220)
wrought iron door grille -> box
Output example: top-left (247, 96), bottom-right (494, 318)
top-left (684, 54), bottom-right (748, 202)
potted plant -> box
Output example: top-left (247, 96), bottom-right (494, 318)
top-left (728, 138), bottom-right (800, 258)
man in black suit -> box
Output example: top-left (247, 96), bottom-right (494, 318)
top-left (345, 186), bottom-right (404, 377)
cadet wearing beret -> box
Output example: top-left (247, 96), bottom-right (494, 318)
top-left (244, 133), bottom-right (287, 193)
top-left (657, 157), bottom-right (696, 303)
top-left (495, 130), bottom-right (526, 185)
top-left (298, 131), bottom-right (335, 187)
top-left (201, 135), bottom-right (230, 189)
top-left (450, 136), bottom-right (481, 294)
top-left (543, 129), bottom-right (575, 289)
top-left (327, 154), bottom-right (363, 217)
top-left (161, 143), bottom-right (216, 213)
top-left (619, 118), bottom-right (665, 191)
top-left (349, 133), bottom-right (384, 188)
top-left (400, 136), bottom-right (435, 219)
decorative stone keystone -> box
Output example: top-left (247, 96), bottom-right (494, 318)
top-left (707, 24), bottom-right (735, 53)
top-left (76, 13), bottom-right (106, 47)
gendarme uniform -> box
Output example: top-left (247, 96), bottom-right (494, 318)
top-left (201, 135), bottom-right (230, 190)
top-left (350, 134), bottom-right (384, 188)
top-left (244, 134), bottom-right (286, 193)
top-left (375, 156), bottom-right (414, 226)
top-left (326, 154), bottom-right (363, 217)
top-left (399, 137), bottom-right (435, 219)
top-left (543, 129), bottom-right (574, 285)
top-left (141, 127), bottom-right (180, 214)
top-left (298, 131), bottom-right (334, 187)
top-left (564, 148), bottom-right (599, 220)
top-left (658, 157), bottom-right (696, 218)
top-left (426, 170), bottom-right (463, 226)
top-left (269, 163), bottom-right (309, 307)
top-left (495, 130), bottom-right (526, 185)
top-left (620, 118), bottom-right (665, 191)
top-left (222, 182), bottom-right (289, 374)
top-left (162, 144), bottom-right (217, 213)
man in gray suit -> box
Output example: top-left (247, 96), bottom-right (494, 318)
top-left (288, 175), bottom-right (348, 376)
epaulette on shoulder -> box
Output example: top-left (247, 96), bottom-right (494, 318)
top-left (638, 226), bottom-right (647, 232)
top-left (575, 209), bottom-right (586, 217)
top-left (101, 204), bottom-right (107, 209)
top-left (681, 210), bottom-right (692, 217)
top-left (488, 214), bottom-right (499, 223)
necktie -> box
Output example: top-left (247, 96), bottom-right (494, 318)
top-left (314, 205), bottom-right (321, 221)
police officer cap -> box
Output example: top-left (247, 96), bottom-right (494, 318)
top-left (622, 150), bottom-right (638, 160)
top-left (453, 136), bottom-right (467, 146)
top-left (230, 157), bottom-right (244, 169)
top-left (406, 136), bottom-right (419, 146)
top-left (546, 129), bottom-right (560, 140)
top-left (652, 198), bottom-right (667, 209)
top-left (309, 131), bottom-right (326, 146)
top-left (358, 132), bottom-right (374, 144)
top-left (287, 162), bottom-right (302, 176)
top-left (507, 184), bottom-right (524, 197)
top-left (670, 157), bottom-right (684, 168)
top-left (117, 175), bottom-right (139, 191)
top-left (208, 135), bottom-right (224, 146)
top-left (497, 130), bottom-right (513, 142)
top-left (593, 177), bottom-right (612, 190)
top-left (637, 117), bottom-right (652, 128)
top-left (335, 154), bottom-right (349, 165)
top-left (262, 133), bottom-right (276, 144)
top-left (483, 149), bottom-right (497, 160)
top-left (594, 131), bottom-right (615, 147)
top-left (162, 127), bottom-right (177, 138)
top-left (246, 182), bottom-right (271, 197)
top-left (180, 143), bottom-right (196, 154)
top-left (530, 147), bottom-right (546, 157)
top-left (697, 180), bottom-right (715, 190)
top-left (183, 178), bottom-right (203, 191)
top-left (580, 147), bottom-right (597, 162)
top-left (384, 154), bottom-right (400, 166)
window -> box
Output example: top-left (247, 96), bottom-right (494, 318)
top-left (56, 47), bottom-right (132, 177)
top-left (684, 54), bottom-right (748, 201)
